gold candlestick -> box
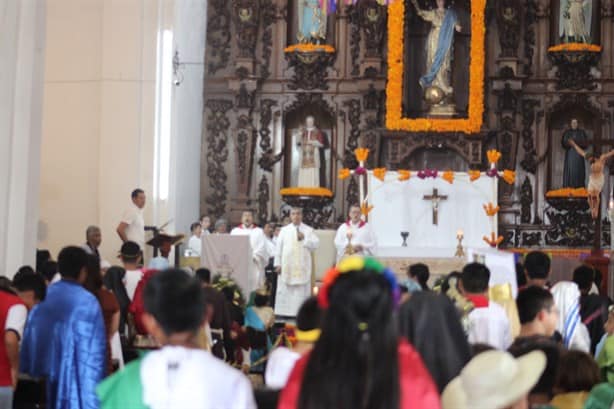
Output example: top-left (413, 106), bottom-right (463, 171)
top-left (455, 230), bottom-right (465, 258)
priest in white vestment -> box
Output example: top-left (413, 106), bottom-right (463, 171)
top-left (274, 208), bottom-right (319, 317)
top-left (230, 211), bottom-right (270, 291)
top-left (334, 205), bottom-right (377, 263)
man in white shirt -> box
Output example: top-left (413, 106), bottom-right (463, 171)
top-left (230, 211), bottom-right (269, 291)
top-left (274, 208), bottom-right (319, 317)
top-left (187, 222), bottom-right (202, 256)
top-left (461, 262), bottom-right (512, 350)
top-left (116, 189), bottom-right (146, 250)
top-left (334, 205), bottom-right (377, 263)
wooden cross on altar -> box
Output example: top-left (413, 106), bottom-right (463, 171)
top-left (423, 188), bottom-right (448, 225)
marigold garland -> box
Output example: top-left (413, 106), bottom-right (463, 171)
top-left (283, 44), bottom-right (336, 53)
top-left (546, 188), bottom-right (588, 198)
top-left (442, 170), bottom-right (454, 184)
top-left (339, 168), bottom-right (351, 180)
top-left (398, 170), bottom-right (411, 181)
top-left (547, 43), bottom-right (602, 53)
top-left (280, 187), bottom-right (334, 197)
top-left (385, 0), bottom-right (485, 133)
top-left (373, 168), bottom-right (387, 182)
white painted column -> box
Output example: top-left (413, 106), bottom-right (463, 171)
top-left (0, 0), bottom-right (46, 276)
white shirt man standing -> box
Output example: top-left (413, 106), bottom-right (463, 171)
top-left (116, 189), bottom-right (146, 251)
top-left (274, 208), bottom-right (319, 317)
top-left (230, 211), bottom-right (269, 291)
top-left (333, 205), bottom-right (377, 263)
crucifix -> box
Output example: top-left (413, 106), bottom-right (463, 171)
top-left (423, 188), bottom-right (448, 225)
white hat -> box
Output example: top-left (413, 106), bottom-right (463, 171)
top-left (442, 350), bottom-right (546, 409)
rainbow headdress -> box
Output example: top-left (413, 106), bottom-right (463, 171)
top-left (318, 256), bottom-right (401, 308)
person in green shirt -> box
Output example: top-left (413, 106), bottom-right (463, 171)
top-left (97, 269), bottom-right (256, 409)
top-left (596, 307), bottom-right (614, 383)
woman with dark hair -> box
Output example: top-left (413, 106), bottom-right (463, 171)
top-left (102, 266), bottom-right (130, 334)
top-left (279, 256), bottom-right (440, 409)
top-left (398, 291), bottom-right (472, 393)
top-left (551, 350), bottom-right (601, 409)
top-left (84, 255), bottom-right (120, 374)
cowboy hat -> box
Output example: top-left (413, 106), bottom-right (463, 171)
top-left (442, 350), bottom-right (546, 409)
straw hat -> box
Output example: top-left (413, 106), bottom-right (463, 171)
top-left (442, 350), bottom-right (546, 409)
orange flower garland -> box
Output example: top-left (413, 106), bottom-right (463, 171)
top-left (284, 44), bottom-right (336, 53)
top-left (483, 203), bottom-right (500, 216)
top-left (338, 168), bottom-right (351, 180)
top-left (354, 148), bottom-right (370, 163)
top-left (548, 43), bottom-right (602, 53)
top-left (398, 170), bottom-right (411, 181)
top-left (469, 170), bottom-right (481, 181)
top-left (373, 168), bottom-right (387, 182)
top-left (386, 0), bottom-right (485, 133)
top-left (442, 170), bottom-right (454, 184)
top-left (502, 169), bottom-right (516, 185)
top-left (546, 188), bottom-right (588, 198)
top-left (280, 187), bottom-right (333, 197)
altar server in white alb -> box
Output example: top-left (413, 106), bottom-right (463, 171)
top-left (334, 204), bottom-right (377, 263)
top-left (274, 208), bottom-right (319, 317)
top-left (230, 211), bottom-right (269, 290)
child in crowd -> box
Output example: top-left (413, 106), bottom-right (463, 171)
top-left (265, 297), bottom-right (322, 389)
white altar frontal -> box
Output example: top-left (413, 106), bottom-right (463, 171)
top-left (368, 171), bottom-right (498, 278)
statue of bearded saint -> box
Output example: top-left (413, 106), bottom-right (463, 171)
top-left (411, 0), bottom-right (462, 96)
top-left (297, 0), bottom-right (327, 44)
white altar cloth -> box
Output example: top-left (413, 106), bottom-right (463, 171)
top-left (368, 171), bottom-right (497, 250)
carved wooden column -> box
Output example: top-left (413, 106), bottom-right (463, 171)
top-left (601, 0), bottom-right (613, 78)
top-left (535, 0), bottom-right (551, 78)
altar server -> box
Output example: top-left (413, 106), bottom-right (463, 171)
top-left (334, 204), bottom-right (377, 263)
top-left (230, 211), bottom-right (269, 291)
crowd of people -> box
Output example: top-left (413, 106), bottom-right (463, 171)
top-left (0, 190), bottom-right (613, 408)
top-left (0, 247), bottom-right (610, 408)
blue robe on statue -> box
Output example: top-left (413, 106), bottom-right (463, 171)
top-left (20, 280), bottom-right (106, 409)
top-left (419, 8), bottom-right (458, 89)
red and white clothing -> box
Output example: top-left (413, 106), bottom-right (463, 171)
top-left (333, 220), bottom-right (377, 263)
top-left (230, 224), bottom-right (269, 292)
top-left (465, 294), bottom-right (511, 350)
top-left (124, 269), bottom-right (144, 301)
top-left (278, 340), bottom-right (441, 408)
top-left (297, 127), bottom-right (325, 187)
top-left (0, 292), bottom-right (27, 386)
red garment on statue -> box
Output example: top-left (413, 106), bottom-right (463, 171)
top-left (278, 339), bottom-right (441, 409)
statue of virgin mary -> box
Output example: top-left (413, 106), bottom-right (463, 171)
top-left (412, 0), bottom-right (461, 96)
top-left (297, 0), bottom-right (327, 43)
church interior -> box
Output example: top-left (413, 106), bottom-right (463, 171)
top-left (4, 0), bottom-right (614, 407)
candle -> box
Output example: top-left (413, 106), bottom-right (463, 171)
top-left (312, 286), bottom-right (319, 296)
top-left (457, 229), bottom-right (464, 239)
top-left (609, 198), bottom-right (614, 210)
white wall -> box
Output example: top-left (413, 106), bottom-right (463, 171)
top-left (39, 0), bottom-right (206, 264)
top-left (0, 0), bottom-right (46, 277)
